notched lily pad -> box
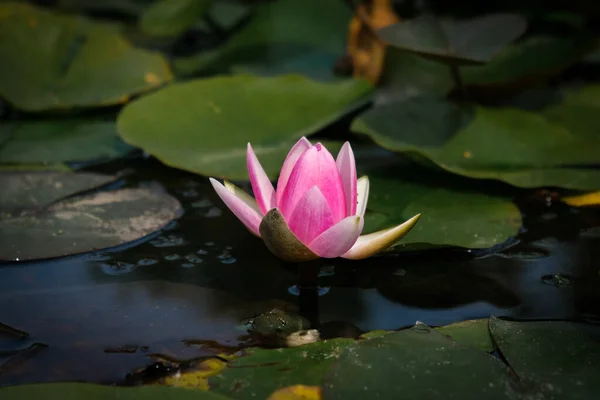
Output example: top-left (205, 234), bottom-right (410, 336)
top-left (323, 323), bottom-right (516, 400)
top-left (209, 338), bottom-right (354, 399)
top-left (489, 317), bottom-right (600, 398)
top-left (117, 74), bottom-right (372, 180)
top-left (353, 95), bottom-right (600, 190)
top-left (0, 171), bottom-right (117, 216)
top-left (378, 13), bottom-right (527, 65)
top-left (0, 119), bottom-right (132, 165)
top-left (0, 3), bottom-right (173, 111)
top-left (139, 0), bottom-right (213, 37)
top-left (0, 185), bottom-right (182, 261)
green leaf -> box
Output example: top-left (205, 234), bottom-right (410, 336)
top-left (0, 3), bottom-right (173, 112)
top-left (0, 171), bottom-right (116, 216)
top-left (462, 36), bottom-right (594, 87)
top-left (490, 317), bottom-right (600, 397)
top-left (1, 382), bottom-right (229, 400)
top-left (209, 339), bottom-right (354, 399)
top-left (435, 319), bottom-right (495, 352)
top-left (0, 176), bottom-right (182, 261)
top-left (352, 96), bottom-right (600, 190)
top-left (174, 0), bottom-right (351, 76)
top-left (0, 119), bottom-right (132, 164)
top-left (323, 323), bottom-right (516, 399)
top-left (377, 13), bottom-right (527, 65)
top-left (117, 74), bottom-right (372, 180)
top-left (376, 48), bottom-right (454, 104)
top-left (365, 173), bottom-right (521, 249)
top-left (140, 0), bottom-right (213, 37)
top-left (543, 84), bottom-right (600, 140)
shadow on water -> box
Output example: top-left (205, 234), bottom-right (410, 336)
top-left (0, 158), bottom-right (599, 385)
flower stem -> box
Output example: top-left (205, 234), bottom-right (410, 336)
top-left (297, 260), bottom-right (321, 329)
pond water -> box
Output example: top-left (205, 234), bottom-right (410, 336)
top-left (1, 158), bottom-right (599, 386)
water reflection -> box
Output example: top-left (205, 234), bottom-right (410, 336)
top-left (0, 160), bottom-right (599, 385)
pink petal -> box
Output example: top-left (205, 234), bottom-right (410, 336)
top-left (341, 214), bottom-right (421, 260)
top-left (279, 143), bottom-right (347, 222)
top-left (287, 186), bottom-right (335, 245)
top-left (336, 142), bottom-right (357, 217)
top-left (308, 215), bottom-right (364, 258)
top-left (276, 137), bottom-right (311, 205)
top-left (356, 176), bottom-right (370, 217)
top-left (247, 143), bottom-right (276, 214)
top-left (209, 178), bottom-right (262, 236)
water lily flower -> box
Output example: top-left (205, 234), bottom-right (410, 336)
top-left (209, 137), bottom-right (420, 262)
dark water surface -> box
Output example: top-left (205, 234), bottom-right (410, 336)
top-left (1, 158), bottom-right (599, 385)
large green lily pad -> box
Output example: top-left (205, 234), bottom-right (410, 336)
top-left (0, 171), bottom-right (117, 216)
top-left (490, 317), bottom-right (600, 398)
top-left (209, 339), bottom-right (354, 399)
top-left (543, 84), bottom-right (600, 139)
top-left (352, 95), bottom-right (600, 190)
top-left (462, 36), bottom-right (594, 87)
top-left (0, 3), bottom-right (173, 111)
top-left (0, 179), bottom-right (182, 261)
top-left (1, 382), bottom-right (229, 400)
top-left (139, 0), bottom-right (213, 37)
top-left (0, 119), bottom-right (132, 164)
top-left (364, 173), bottom-right (521, 249)
top-left (323, 323), bottom-right (516, 400)
top-left (117, 74), bottom-right (372, 180)
top-left (174, 0), bottom-right (351, 76)
top-left (377, 13), bottom-right (526, 65)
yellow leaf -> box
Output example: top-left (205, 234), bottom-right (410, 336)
top-left (267, 385), bottom-right (323, 400)
top-left (347, 0), bottom-right (399, 85)
top-left (161, 354), bottom-right (233, 390)
top-left (563, 191), bottom-right (600, 207)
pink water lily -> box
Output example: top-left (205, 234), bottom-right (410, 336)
top-left (209, 137), bottom-right (420, 262)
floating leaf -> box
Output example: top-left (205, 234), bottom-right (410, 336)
top-left (543, 84), bottom-right (600, 140)
top-left (174, 0), bottom-right (351, 76)
top-left (323, 323), bottom-right (515, 399)
top-left (0, 3), bottom-right (173, 111)
top-left (435, 319), bottom-right (495, 352)
top-left (267, 385), bottom-right (322, 400)
top-left (363, 171), bottom-right (521, 250)
top-left (139, 0), bottom-right (213, 37)
top-left (0, 171), bottom-right (116, 216)
top-left (209, 339), bottom-right (353, 399)
top-left (353, 96), bottom-right (600, 190)
top-left (163, 357), bottom-right (229, 390)
top-left (376, 48), bottom-right (454, 104)
top-left (0, 119), bottom-right (132, 164)
top-left (0, 184), bottom-right (182, 261)
top-left (117, 74), bottom-right (372, 180)
top-left (490, 317), bottom-right (600, 398)
top-left (1, 382), bottom-right (229, 399)
top-left (462, 36), bottom-right (594, 87)
top-left (562, 191), bottom-right (600, 207)
top-left (377, 13), bottom-right (527, 65)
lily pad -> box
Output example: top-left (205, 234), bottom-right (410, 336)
top-left (0, 184), bottom-right (182, 261)
top-left (117, 74), bottom-right (372, 180)
top-left (462, 36), bottom-right (594, 87)
top-left (364, 173), bottom-right (521, 249)
top-left (323, 323), bottom-right (516, 400)
top-left (209, 339), bottom-right (354, 399)
top-left (0, 119), bottom-right (132, 164)
top-left (0, 3), bottom-right (173, 111)
top-left (174, 0), bottom-right (351, 76)
top-left (1, 382), bottom-right (229, 400)
top-left (352, 96), bottom-right (600, 190)
top-left (139, 0), bottom-right (213, 37)
top-left (0, 171), bottom-right (117, 216)
top-left (377, 13), bottom-right (527, 65)
top-left (435, 319), bottom-right (495, 352)
top-left (543, 84), bottom-right (600, 139)
top-left (490, 317), bottom-right (600, 398)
